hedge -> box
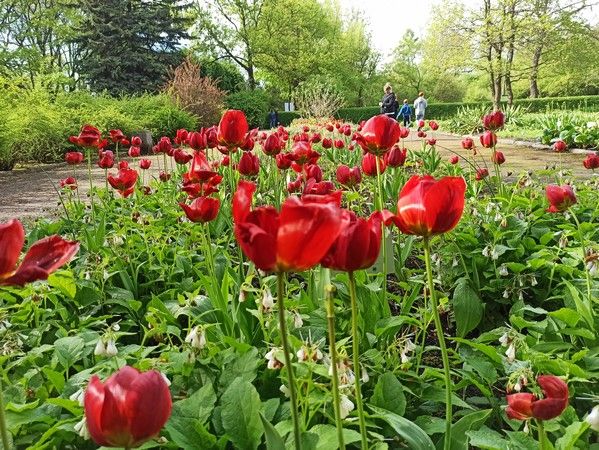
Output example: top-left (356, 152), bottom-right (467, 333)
top-left (272, 95), bottom-right (599, 126)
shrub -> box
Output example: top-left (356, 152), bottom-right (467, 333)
top-left (163, 57), bottom-right (225, 128)
top-left (225, 89), bottom-right (270, 128)
top-left (294, 81), bottom-right (345, 119)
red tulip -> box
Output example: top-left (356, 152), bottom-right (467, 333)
top-left (336, 165), bottom-right (361, 188)
top-left (385, 146), bottom-right (407, 168)
top-left (480, 131), bottom-right (497, 148)
top-left (218, 110), bottom-right (249, 149)
top-left (98, 151), bottom-right (115, 169)
top-left (449, 155), bottom-right (459, 165)
top-left (131, 136), bottom-right (142, 146)
top-left (232, 181), bottom-right (345, 272)
top-left (305, 164), bottom-right (322, 182)
top-left (355, 115), bottom-right (400, 156)
top-left (426, 138), bottom-right (437, 146)
top-left (476, 168), bottom-right (489, 180)
top-left (429, 121), bottom-right (439, 131)
top-left (506, 375), bottom-right (568, 421)
top-left (77, 125), bottom-right (102, 147)
top-left (184, 152), bottom-right (217, 184)
top-left (482, 110), bottom-right (505, 131)
top-left (175, 129), bottom-right (189, 145)
top-left (291, 141), bottom-right (320, 168)
top-left (399, 127), bottom-right (410, 139)
top-left (65, 152), bottom-right (84, 165)
top-left (334, 139), bottom-right (345, 149)
top-left (128, 146), bottom-right (141, 158)
top-left (118, 161), bottom-right (129, 170)
top-left (68, 135), bottom-right (80, 145)
top-left (321, 211), bottom-right (383, 272)
top-left (156, 137), bottom-right (173, 155)
top-left (187, 131), bottom-right (206, 151)
top-left (287, 177), bottom-right (303, 193)
top-left (322, 138), bottom-right (333, 149)
top-left (159, 171), bottom-right (171, 182)
top-left (546, 184), bottom-right (576, 213)
top-left (84, 366), bottom-right (172, 448)
top-left (276, 153), bottom-right (294, 170)
top-left (311, 133), bottom-right (322, 143)
top-left (238, 151), bottom-right (260, 177)
top-left (107, 168), bottom-right (138, 197)
top-left (492, 151), bottom-right (506, 165)
top-left (361, 153), bottom-right (386, 177)
top-left (303, 179), bottom-right (335, 196)
top-left (263, 134), bottom-right (283, 156)
top-left (418, 120), bottom-right (425, 129)
top-left (109, 129), bottom-right (126, 143)
top-left (553, 140), bottom-right (567, 153)
top-left (583, 153), bottom-right (599, 170)
top-left (0, 219), bottom-right (78, 286)
top-left (139, 159), bottom-right (151, 170)
top-left (180, 196), bottom-right (220, 223)
top-left (60, 177), bottom-right (77, 190)
top-left (240, 134), bottom-right (255, 151)
top-left (326, 124), bottom-right (334, 132)
top-left (384, 175), bottom-right (466, 237)
top-left (173, 149), bottom-right (193, 165)
top-left (462, 137), bottom-right (474, 150)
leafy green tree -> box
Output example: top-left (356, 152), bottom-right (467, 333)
top-left (197, 57), bottom-right (245, 93)
top-left (77, 0), bottom-right (190, 95)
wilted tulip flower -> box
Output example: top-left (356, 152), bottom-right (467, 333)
top-left (383, 175), bottom-right (466, 237)
top-left (60, 177), bottom-right (78, 190)
top-left (98, 151), bottom-right (115, 169)
top-left (545, 184), bottom-right (577, 213)
top-left (0, 219), bottom-right (79, 286)
top-left (506, 375), bottom-right (568, 421)
top-left (84, 366), bottom-right (172, 448)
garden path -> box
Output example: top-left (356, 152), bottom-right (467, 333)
top-left (0, 133), bottom-right (593, 222)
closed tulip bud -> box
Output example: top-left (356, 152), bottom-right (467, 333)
top-left (139, 159), bottom-right (151, 170)
top-left (159, 171), bottom-right (171, 182)
top-left (174, 129), bottom-right (189, 145)
top-left (311, 132), bottom-right (322, 143)
top-left (361, 153), bottom-right (386, 177)
top-left (461, 137), bottom-right (474, 150)
top-left (492, 151), bottom-right (506, 165)
top-left (426, 138), bottom-right (437, 146)
top-left (98, 151), bottom-right (115, 169)
top-left (334, 139), bottom-right (344, 149)
top-left (336, 165), bottom-right (361, 188)
top-left (131, 136), bottom-right (142, 146)
top-left (173, 149), bottom-right (193, 164)
top-left (429, 120), bottom-right (439, 130)
top-left (482, 110), bottom-right (505, 130)
top-left (218, 110), bottom-right (249, 149)
top-left (322, 137), bottom-right (333, 149)
top-left (128, 146), bottom-right (141, 157)
top-left (156, 137), bottom-right (172, 155)
top-left (583, 154), bottom-right (599, 170)
top-left (553, 140), bottom-right (567, 153)
top-left (355, 115), bottom-right (400, 156)
top-left (188, 131), bottom-right (206, 151)
top-left (263, 134), bottom-right (283, 156)
top-left (65, 151), bottom-right (84, 165)
top-left (480, 131), bottom-right (497, 148)
top-left (417, 131), bottom-right (426, 138)
top-left (450, 155), bottom-right (459, 164)
top-left (385, 145), bottom-right (407, 168)
top-left (476, 168), bottom-right (489, 180)
top-left (305, 164), bottom-right (323, 182)
top-left (418, 120), bottom-right (425, 129)
top-left (238, 151), bottom-right (260, 177)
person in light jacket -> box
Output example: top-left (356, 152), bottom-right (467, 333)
top-left (379, 83), bottom-right (398, 119)
top-left (414, 92), bottom-right (428, 121)
top-left (397, 99), bottom-right (412, 127)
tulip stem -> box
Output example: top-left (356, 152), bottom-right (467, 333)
top-left (536, 420), bottom-right (548, 450)
top-left (348, 271), bottom-right (368, 449)
top-left (570, 210), bottom-right (594, 311)
top-left (374, 156), bottom-right (387, 307)
top-left (277, 272), bottom-right (302, 450)
top-left (0, 375), bottom-right (10, 450)
top-left (86, 149), bottom-right (95, 222)
top-left (325, 285), bottom-right (345, 450)
top-left (423, 238), bottom-right (452, 450)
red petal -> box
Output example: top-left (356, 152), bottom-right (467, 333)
top-left (0, 219), bottom-right (24, 278)
top-left (506, 393), bottom-right (535, 420)
top-left (423, 176), bottom-right (466, 235)
top-left (531, 397), bottom-right (568, 420)
top-left (235, 207), bottom-right (279, 271)
top-left (233, 180), bottom-right (256, 223)
top-left (84, 376), bottom-right (110, 446)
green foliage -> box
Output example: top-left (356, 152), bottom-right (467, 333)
top-left (225, 89), bottom-right (270, 128)
top-left (198, 57), bottom-right (246, 93)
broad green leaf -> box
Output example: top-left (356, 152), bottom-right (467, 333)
top-left (54, 336), bottom-right (84, 369)
top-left (450, 409), bottom-right (492, 450)
top-left (309, 424), bottom-right (361, 450)
top-left (371, 372), bottom-right (406, 416)
top-left (369, 405), bottom-right (435, 450)
top-left (466, 426), bottom-right (509, 450)
top-left (48, 271), bottom-right (76, 299)
top-left (221, 378), bottom-right (263, 450)
top-left (453, 277), bottom-right (483, 337)
top-left (555, 421), bottom-right (590, 450)
top-left (260, 413), bottom-right (285, 450)
top-left (549, 308), bottom-right (582, 327)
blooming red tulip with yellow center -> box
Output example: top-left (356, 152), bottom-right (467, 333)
top-left (217, 110), bottom-right (249, 149)
top-left (84, 366), bottom-right (172, 448)
top-left (506, 375), bottom-right (568, 421)
top-left (0, 219), bottom-right (79, 286)
top-left (232, 180), bottom-right (345, 272)
top-left (545, 184), bottom-right (576, 213)
top-left (355, 114), bottom-right (400, 156)
top-left (384, 175), bottom-right (467, 237)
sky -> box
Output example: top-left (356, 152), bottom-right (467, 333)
top-left (337, 0), bottom-right (599, 62)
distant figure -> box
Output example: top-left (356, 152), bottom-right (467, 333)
top-left (414, 92), bottom-right (428, 121)
top-left (274, 110), bottom-right (279, 126)
top-left (268, 110), bottom-right (278, 128)
top-left (379, 83), bottom-right (398, 119)
top-left (397, 99), bottom-right (412, 127)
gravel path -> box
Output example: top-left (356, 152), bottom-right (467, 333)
top-left (0, 134), bottom-right (594, 222)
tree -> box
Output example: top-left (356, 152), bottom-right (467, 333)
top-left (76, 0), bottom-right (189, 95)
top-left (193, 0), bottom-right (264, 90)
top-left (386, 30), bottom-right (424, 99)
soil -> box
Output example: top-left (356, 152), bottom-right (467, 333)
top-left (0, 133), bottom-right (595, 222)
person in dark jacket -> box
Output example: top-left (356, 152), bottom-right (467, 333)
top-left (379, 83), bottom-right (398, 119)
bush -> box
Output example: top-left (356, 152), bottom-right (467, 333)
top-left (294, 81), bottom-right (345, 119)
top-left (225, 89), bottom-right (270, 128)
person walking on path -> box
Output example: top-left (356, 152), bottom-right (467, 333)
top-left (380, 83), bottom-right (399, 119)
top-left (268, 110), bottom-right (277, 128)
top-left (397, 99), bottom-right (412, 127)
top-left (414, 92), bottom-right (428, 122)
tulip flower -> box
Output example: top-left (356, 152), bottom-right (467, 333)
top-left (480, 131), bottom-right (497, 148)
top-left (583, 153), bottom-right (599, 170)
top-left (240, 134), bottom-right (255, 151)
top-left (545, 184), bottom-right (576, 213)
top-left (60, 177), bottom-right (78, 190)
top-left (173, 149), bottom-right (192, 165)
top-left (355, 114), bottom-right (400, 156)
top-left (232, 180), bottom-right (344, 272)
top-left (84, 366), bottom-right (172, 448)
top-left (77, 125), bottom-right (102, 147)
top-left (553, 140), bottom-right (567, 153)
top-left (109, 129), bottom-right (126, 143)
top-left (506, 375), bottom-right (568, 421)
top-left (462, 137), bottom-right (474, 150)
top-left (482, 110), bottom-right (505, 131)
top-left (336, 165), bottom-right (361, 188)
top-left (184, 152), bottom-right (217, 184)
top-left (287, 177), bottom-right (302, 193)
top-left (139, 159), bottom-right (151, 170)
top-left (180, 196), bottom-right (220, 223)
top-left (311, 133), bottom-right (322, 143)
top-left (305, 164), bottom-right (322, 182)
top-left (98, 151), bottom-right (115, 169)
top-left (429, 120), bottom-right (439, 131)
top-left (276, 153), bottom-right (294, 170)
top-left (334, 139), bottom-right (345, 149)
top-left (399, 127), bottom-right (409, 139)
top-left (131, 136), bottom-right (142, 147)
top-left (476, 168), bottom-right (489, 180)
top-left (385, 146), bottom-right (407, 168)
top-left (321, 211), bottom-right (383, 272)
top-left (449, 155), bottom-right (459, 164)
top-left (417, 130), bottom-right (426, 138)
top-left (384, 175), bottom-right (466, 237)
top-left (263, 134), bottom-right (283, 156)
top-left (291, 141), bottom-right (320, 170)
top-left (0, 219), bottom-right (79, 286)
top-left (492, 151), bottom-right (506, 165)
top-left (218, 110), bottom-right (249, 149)
top-left (175, 129), bottom-right (189, 145)
top-left (238, 151), bottom-right (260, 177)
top-left (65, 152), bottom-right (84, 165)
top-left (127, 145), bottom-right (141, 157)
top-left (361, 153), bottom-right (386, 177)
top-left (427, 138), bottom-right (437, 146)
top-left (322, 137), bottom-right (333, 149)
top-left (155, 137), bottom-right (173, 155)
top-left (159, 171), bottom-right (171, 182)
top-left (303, 179), bottom-right (335, 196)
top-left (108, 168), bottom-right (138, 197)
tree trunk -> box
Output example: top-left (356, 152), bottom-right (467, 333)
top-left (529, 45), bottom-right (542, 98)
